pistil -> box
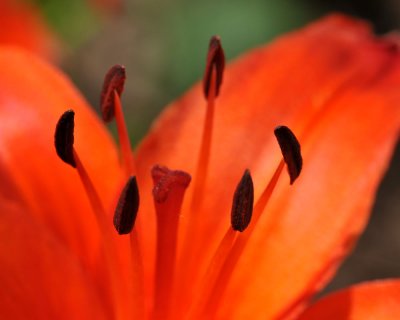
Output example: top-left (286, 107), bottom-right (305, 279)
top-left (151, 165), bottom-right (191, 320)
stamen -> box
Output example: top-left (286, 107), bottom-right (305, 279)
top-left (113, 91), bottom-right (136, 175)
top-left (203, 35), bottom-right (225, 98)
top-left (177, 37), bottom-right (226, 316)
top-left (151, 165), bottom-right (191, 319)
top-left (274, 125), bottom-right (302, 184)
top-left (54, 111), bottom-right (131, 320)
top-left (100, 65), bottom-right (135, 175)
top-left (128, 229), bottom-right (145, 319)
top-left (113, 176), bottom-right (139, 235)
top-left (100, 64), bottom-right (126, 122)
top-left (231, 169), bottom-right (254, 232)
top-left (73, 151), bottom-right (131, 320)
top-left (186, 228), bottom-right (237, 319)
top-left (188, 170), bottom-right (253, 318)
top-left (192, 35), bottom-right (226, 208)
top-left (200, 161), bottom-right (285, 317)
top-left (113, 176), bottom-right (145, 318)
top-left (202, 129), bottom-right (303, 313)
top-left (54, 111), bottom-right (111, 232)
top-left (54, 110), bottom-right (76, 168)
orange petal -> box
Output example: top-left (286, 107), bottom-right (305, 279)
top-left (0, 199), bottom-right (111, 319)
top-left (297, 279), bottom-right (400, 320)
top-left (0, 47), bottom-right (124, 269)
top-left (135, 15), bottom-right (400, 318)
top-left (0, 0), bottom-right (59, 61)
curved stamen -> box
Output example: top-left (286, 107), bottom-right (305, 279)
top-left (178, 37), bottom-right (226, 316)
top-left (100, 64), bottom-right (126, 123)
top-left (55, 111), bottom-right (130, 320)
top-left (200, 161), bottom-right (284, 317)
top-left (231, 169), bottom-right (254, 232)
top-left (113, 91), bottom-right (136, 175)
top-left (188, 170), bottom-right (253, 319)
top-left (198, 127), bottom-right (302, 317)
top-left (113, 176), bottom-right (145, 319)
top-left (274, 125), bottom-right (302, 184)
top-left (203, 35), bottom-right (225, 99)
top-left (192, 35), bottom-right (225, 209)
top-left (54, 109), bottom-right (76, 168)
top-left (100, 65), bottom-right (136, 176)
top-left (113, 176), bottom-right (139, 235)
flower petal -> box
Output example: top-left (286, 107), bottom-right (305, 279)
top-left (297, 280), bottom-right (400, 320)
top-left (0, 47), bottom-right (124, 268)
top-left (136, 15), bottom-right (400, 317)
top-left (0, 199), bottom-right (110, 319)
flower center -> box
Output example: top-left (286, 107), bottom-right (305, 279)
top-left (54, 36), bottom-right (302, 320)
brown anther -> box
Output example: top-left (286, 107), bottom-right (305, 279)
top-left (274, 126), bottom-right (303, 184)
top-left (113, 176), bottom-right (140, 235)
top-left (151, 165), bottom-right (192, 203)
top-left (203, 35), bottom-right (225, 99)
top-left (100, 64), bottom-right (126, 122)
top-left (54, 110), bottom-right (76, 168)
top-left (231, 169), bottom-right (254, 232)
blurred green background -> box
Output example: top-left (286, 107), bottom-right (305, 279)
top-left (32, 0), bottom-right (400, 143)
top-left (32, 0), bottom-right (400, 298)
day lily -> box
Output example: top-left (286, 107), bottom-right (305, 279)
top-left (0, 13), bottom-right (399, 320)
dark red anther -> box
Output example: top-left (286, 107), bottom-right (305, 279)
top-left (231, 169), bottom-right (254, 232)
top-left (100, 64), bottom-right (126, 122)
top-left (113, 176), bottom-right (140, 235)
top-left (274, 126), bottom-right (303, 184)
top-left (54, 110), bottom-right (76, 168)
top-left (203, 35), bottom-right (225, 99)
top-left (151, 165), bottom-right (191, 203)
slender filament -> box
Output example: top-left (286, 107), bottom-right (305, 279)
top-left (201, 160), bottom-right (285, 317)
top-left (113, 90), bottom-right (136, 176)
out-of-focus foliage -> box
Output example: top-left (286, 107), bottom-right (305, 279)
top-left (56, 0), bottom-right (322, 142)
top-left (33, 0), bottom-right (101, 48)
top-left (157, 0), bottom-right (320, 99)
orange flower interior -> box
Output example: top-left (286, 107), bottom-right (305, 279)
top-left (54, 34), bottom-right (303, 319)
top-left (1, 14), bottom-right (400, 320)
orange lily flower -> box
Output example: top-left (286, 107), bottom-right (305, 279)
top-left (0, 14), bottom-right (399, 320)
top-left (0, 0), bottom-right (59, 61)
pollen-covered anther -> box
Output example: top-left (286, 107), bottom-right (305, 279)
top-left (152, 165), bottom-right (192, 203)
top-left (100, 64), bottom-right (126, 122)
top-left (231, 169), bottom-right (254, 232)
top-left (54, 109), bottom-right (76, 168)
top-left (274, 125), bottom-right (303, 184)
top-left (203, 35), bottom-right (225, 98)
top-left (113, 176), bottom-right (140, 235)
